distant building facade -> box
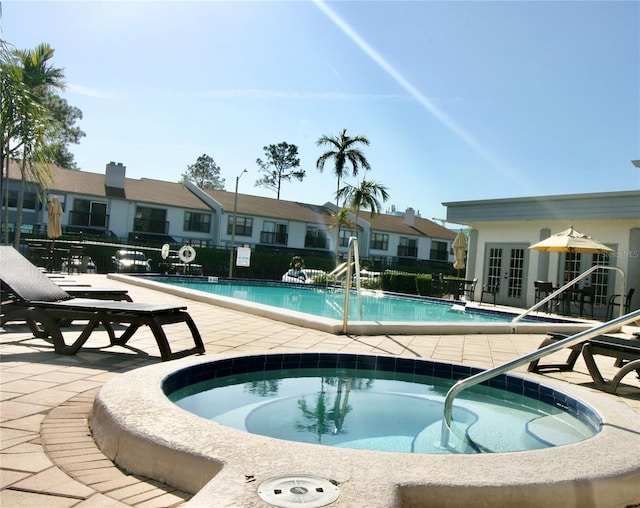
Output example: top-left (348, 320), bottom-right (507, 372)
top-left (4, 160), bottom-right (456, 265)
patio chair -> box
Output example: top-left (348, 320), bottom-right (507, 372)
top-left (1, 246), bottom-right (204, 361)
top-left (528, 331), bottom-right (640, 393)
top-left (581, 337), bottom-right (640, 393)
top-left (463, 279), bottom-right (478, 301)
top-left (480, 283), bottom-right (498, 305)
top-left (606, 288), bottom-right (635, 320)
top-left (578, 286), bottom-right (596, 319)
top-left (533, 281), bottom-right (554, 313)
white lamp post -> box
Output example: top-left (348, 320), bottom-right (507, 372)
top-left (228, 169), bottom-right (247, 278)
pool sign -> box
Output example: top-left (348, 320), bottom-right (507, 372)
top-left (236, 246), bottom-right (251, 267)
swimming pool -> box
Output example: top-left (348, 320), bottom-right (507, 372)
top-left (167, 355), bottom-right (598, 454)
top-left (155, 278), bottom-right (522, 323)
top-left (107, 273), bottom-right (591, 335)
top-left (110, 274), bottom-right (590, 335)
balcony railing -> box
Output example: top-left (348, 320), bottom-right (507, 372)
top-left (430, 249), bottom-right (448, 262)
top-left (305, 234), bottom-right (329, 249)
top-left (260, 231), bottom-right (288, 245)
top-left (133, 218), bottom-right (169, 235)
top-left (397, 245), bottom-right (418, 258)
top-left (68, 210), bottom-right (109, 228)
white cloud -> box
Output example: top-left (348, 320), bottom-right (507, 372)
top-left (66, 83), bottom-right (115, 98)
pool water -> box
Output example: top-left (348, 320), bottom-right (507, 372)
top-left (168, 367), bottom-right (597, 454)
top-left (154, 278), bottom-right (536, 324)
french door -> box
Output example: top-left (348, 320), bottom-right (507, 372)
top-left (484, 244), bottom-right (528, 307)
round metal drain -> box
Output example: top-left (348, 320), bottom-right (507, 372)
top-left (257, 475), bottom-right (339, 508)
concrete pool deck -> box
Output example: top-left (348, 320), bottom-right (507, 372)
top-left (1, 274), bottom-right (639, 507)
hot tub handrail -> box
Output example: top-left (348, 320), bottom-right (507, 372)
top-left (512, 265), bottom-right (626, 323)
top-left (441, 308), bottom-right (640, 447)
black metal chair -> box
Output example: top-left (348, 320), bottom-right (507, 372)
top-left (606, 288), bottom-right (635, 320)
top-left (578, 286), bottom-right (596, 319)
top-left (480, 283), bottom-right (498, 305)
top-left (463, 278), bottom-right (478, 301)
top-left (534, 281), bottom-right (554, 313)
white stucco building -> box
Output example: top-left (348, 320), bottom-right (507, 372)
top-left (444, 191), bottom-right (640, 317)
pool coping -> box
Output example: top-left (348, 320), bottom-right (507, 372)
top-left (109, 274), bottom-right (595, 336)
top-left (90, 351), bottom-right (640, 508)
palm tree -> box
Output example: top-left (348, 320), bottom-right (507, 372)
top-left (316, 129), bottom-right (371, 262)
top-left (337, 179), bottom-right (390, 231)
top-left (11, 43), bottom-right (65, 247)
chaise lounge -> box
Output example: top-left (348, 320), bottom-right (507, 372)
top-left (528, 331), bottom-right (640, 394)
top-left (1, 246), bottom-right (205, 361)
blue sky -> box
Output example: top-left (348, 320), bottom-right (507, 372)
top-left (3, 1), bottom-right (639, 223)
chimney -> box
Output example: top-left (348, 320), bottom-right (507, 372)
top-left (404, 207), bottom-right (415, 227)
top-left (105, 162), bottom-right (126, 197)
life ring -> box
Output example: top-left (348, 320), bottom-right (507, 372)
top-left (178, 245), bottom-right (196, 263)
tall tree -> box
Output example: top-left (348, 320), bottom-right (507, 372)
top-left (337, 179), bottom-right (390, 229)
top-left (10, 43), bottom-right (65, 247)
top-left (254, 142), bottom-right (305, 199)
top-left (316, 129), bottom-right (370, 262)
top-left (42, 92), bottom-right (85, 169)
top-left (182, 154), bottom-right (225, 190)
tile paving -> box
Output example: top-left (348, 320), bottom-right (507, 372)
top-left (1, 273), bottom-right (639, 507)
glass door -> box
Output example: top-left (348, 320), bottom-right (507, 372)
top-left (484, 244), bottom-right (528, 308)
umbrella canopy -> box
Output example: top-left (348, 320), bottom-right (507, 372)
top-left (529, 226), bottom-right (613, 254)
top-left (47, 197), bottom-right (63, 239)
top-left (452, 230), bottom-right (467, 270)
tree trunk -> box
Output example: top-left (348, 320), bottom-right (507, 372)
top-left (13, 159), bottom-right (26, 248)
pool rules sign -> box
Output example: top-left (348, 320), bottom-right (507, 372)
top-left (236, 246), bottom-right (251, 267)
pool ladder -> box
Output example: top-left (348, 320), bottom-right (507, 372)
top-left (339, 237), bottom-right (363, 334)
top-left (440, 308), bottom-right (640, 448)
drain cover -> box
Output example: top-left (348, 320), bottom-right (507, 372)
top-left (257, 475), bottom-right (339, 508)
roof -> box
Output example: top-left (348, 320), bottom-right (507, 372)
top-left (368, 214), bottom-right (456, 240)
top-left (202, 189), bottom-right (336, 225)
top-left (444, 190), bottom-right (640, 223)
top-left (7, 160), bottom-right (210, 211)
top-left (202, 189), bottom-right (454, 239)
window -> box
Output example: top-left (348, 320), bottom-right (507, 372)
top-left (589, 253), bottom-right (611, 305)
top-left (227, 216), bottom-right (253, 236)
top-left (305, 226), bottom-right (328, 248)
top-left (430, 240), bottom-right (448, 261)
top-left (8, 190), bottom-right (37, 210)
top-left (339, 229), bottom-right (356, 247)
top-left (370, 233), bottom-right (388, 251)
top-left (184, 212), bottom-right (211, 233)
top-left (260, 221), bottom-right (288, 245)
top-left (562, 252), bottom-right (582, 284)
top-left (398, 237), bottom-right (417, 257)
top-left (70, 199), bottom-right (108, 228)
top-left (134, 206), bottom-right (168, 234)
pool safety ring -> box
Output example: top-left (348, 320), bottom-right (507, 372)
top-left (257, 475), bottom-right (339, 508)
top-left (161, 243), bottom-right (170, 259)
top-left (178, 245), bottom-right (196, 263)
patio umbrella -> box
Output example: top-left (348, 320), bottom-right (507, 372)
top-left (47, 197), bottom-right (63, 239)
top-left (529, 226), bottom-right (612, 254)
top-left (452, 230), bottom-right (466, 271)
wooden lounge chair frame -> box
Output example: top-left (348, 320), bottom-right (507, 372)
top-left (1, 246), bottom-right (204, 361)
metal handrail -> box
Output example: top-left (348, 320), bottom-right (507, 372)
top-left (512, 265), bottom-right (626, 323)
top-left (342, 237), bottom-right (362, 333)
top-left (441, 308), bottom-right (640, 447)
